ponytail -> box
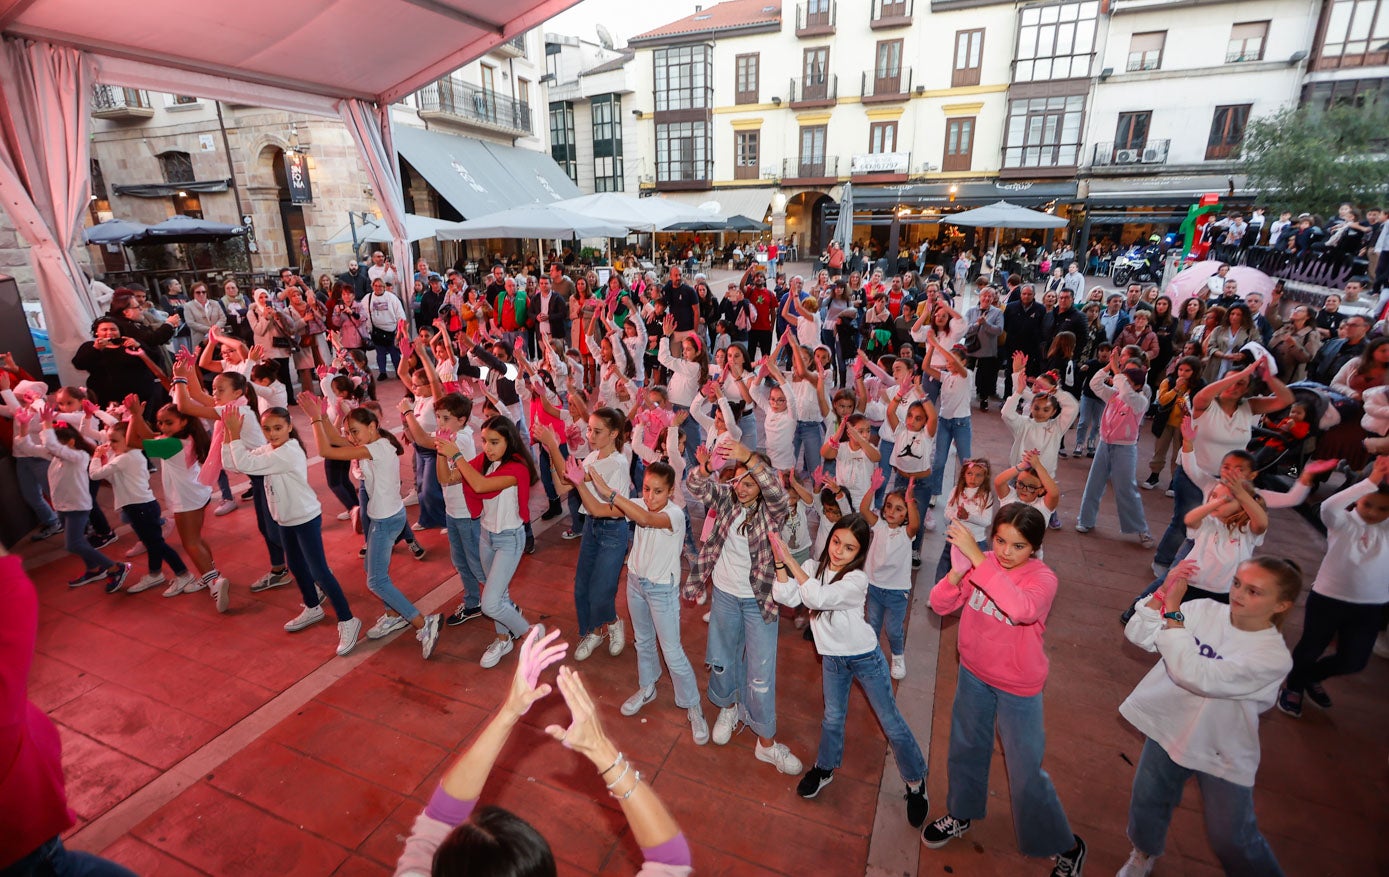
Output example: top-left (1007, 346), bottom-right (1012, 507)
top-left (347, 407), bottom-right (404, 456)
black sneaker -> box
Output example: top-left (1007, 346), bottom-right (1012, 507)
top-left (524, 532), bottom-right (536, 555)
top-left (1276, 687), bottom-right (1302, 718)
top-left (241, 488), bottom-right (254, 500)
top-left (911, 550), bottom-right (921, 569)
top-left (796, 766), bottom-right (834, 799)
top-left (1051, 835), bottom-right (1086, 877)
top-left (409, 542), bottom-right (427, 561)
top-left (89, 531), bottom-right (118, 549)
top-left (1085, 449), bottom-right (1096, 458)
top-left (540, 499), bottom-right (562, 521)
top-left (921, 814), bottom-right (970, 849)
top-left (31, 522), bottom-right (64, 542)
top-left (1119, 605), bottom-right (1137, 627)
top-left (904, 782), bottom-right (928, 828)
top-left (979, 399), bottom-right (989, 412)
top-left (358, 545), bottom-right (367, 559)
top-left (446, 603), bottom-right (483, 626)
top-left (1305, 681), bottom-right (1333, 709)
top-left (104, 563), bottom-right (131, 594)
top-left (1142, 472), bottom-right (1160, 490)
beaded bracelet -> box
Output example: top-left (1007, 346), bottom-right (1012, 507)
top-left (610, 769), bottom-right (642, 800)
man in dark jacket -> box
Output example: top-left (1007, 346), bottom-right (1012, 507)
top-left (1002, 284), bottom-right (1046, 398)
top-left (1309, 315), bottom-right (1371, 385)
top-left (417, 273), bottom-right (444, 330)
top-left (337, 260), bottom-right (372, 299)
top-left (528, 275), bottom-right (568, 355)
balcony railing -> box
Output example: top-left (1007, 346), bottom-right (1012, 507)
top-left (1090, 139), bottom-right (1170, 167)
top-left (796, 1), bottom-right (836, 36)
top-left (862, 66), bottom-right (912, 101)
top-left (783, 155), bottom-right (839, 181)
top-left (92, 85), bottom-right (154, 120)
top-left (870, 0), bottom-right (913, 28)
top-left (788, 75), bottom-right (837, 108)
top-left (416, 78), bottom-right (533, 135)
top-left (494, 34), bottom-right (527, 56)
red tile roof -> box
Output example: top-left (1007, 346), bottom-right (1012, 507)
top-left (631, 0), bottom-right (781, 43)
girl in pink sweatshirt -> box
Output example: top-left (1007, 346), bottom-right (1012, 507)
top-left (923, 503), bottom-right (1086, 877)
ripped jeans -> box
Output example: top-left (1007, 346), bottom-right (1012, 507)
top-left (705, 585), bottom-right (779, 739)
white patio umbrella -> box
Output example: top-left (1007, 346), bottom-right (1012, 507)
top-left (326, 212), bottom-right (461, 245)
top-left (946, 200), bottom-right (1069, 281)
top-left (555, 192), bottom-right (716, 232)
top-left (435, 203), bottom-right (629, 240)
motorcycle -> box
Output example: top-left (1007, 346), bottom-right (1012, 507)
top-left (1110, 246), bottom-right (1163, 287)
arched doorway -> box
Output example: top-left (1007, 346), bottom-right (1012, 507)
top-left (785, 191), bottom-right (833, 255)
top-left (270, 148), bottom-right (312, 274)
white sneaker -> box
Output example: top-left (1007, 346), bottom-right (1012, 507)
top-left (161, 573), bottom-right (196, 597)
top-left (366, 613), bottom-right (410, 639)
top-left (336, 510), bottom-right (351, 521)
top-left (1117, 848), bottom-right (1156, 877)
top-left (688, 706), bottom-right (710, 745)
top-left (891, 654), bottom-right (906, 680)
top-left (331, 617), bottom-right (360, 656)
top-left (923, 508), bottom-right (936, 531)
top-left (702, 611), bottom-right (711, 623)
top-left (608, 618), bottom-right (626, 656)
top-left (410, 521), bottom-right (426, 531)
top-left (285, 604), bottom-right (325, 632)
top-left (711, 705), bottom-right (740, 745)
top-left (125, 542), bottom-right (147, 558)
top-left (402, 489), bottom-right (420, 507)
top-left (481, 637), bottom-right (515, 668)
top-left (249, 569), bottom-right (293, 593)
top-left (128, 572), bottom-right (166, 594)
top-left (214, 499), bottom-right (238, 517)
top-left (212, 577), bottom-right (230, 613)
top-left (417, 614), bottom-right (441, 659)
top-left (621, 685), bottom-right (657, 716)
top-left (755, 740), bottom-right (803, 775)
top-left (574, 632), bottom-right (604, 661)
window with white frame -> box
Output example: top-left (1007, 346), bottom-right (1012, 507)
top-left (1002, 95), bottom-right (1085, 168)
top-left (1015, 1), bottom-right (1099, 81)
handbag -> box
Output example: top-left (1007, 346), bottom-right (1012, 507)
top-left (370, 325), bottom-right (395, 348)
top-left (963, 323), bottom-right (983, 355)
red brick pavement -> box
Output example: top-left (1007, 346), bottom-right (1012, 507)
top-left (14, 380), bottom-right (1387, 876)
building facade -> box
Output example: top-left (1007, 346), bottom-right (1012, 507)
top-left (543, 33), bottom-right (641, 194)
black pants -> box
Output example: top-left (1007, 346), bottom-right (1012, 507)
top-left (126, 499), bottom-right (187, 576)
top-left (973, 355), bottom-right (1001, 403)
top-left (748, 329), bottom-right (773, 359)
top-left (269, 356), bottom-right (296, 404)
top-left (1286, 591), bottom-right (1385, 692)
top-left (1001, 348), bottom-right (1042, 399)
top-left (1374, 249), bottom-right (1389, 295)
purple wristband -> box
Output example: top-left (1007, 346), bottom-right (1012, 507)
top-left (426, 785), bottom-right (477, 827)
top-left (641, 833), bottom-right (692, 867)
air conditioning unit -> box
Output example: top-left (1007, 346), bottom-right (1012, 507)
top-left (1113, 149), bottom-right (1140, 164)
top-left (1140, 147), bottom-right (1164, 164)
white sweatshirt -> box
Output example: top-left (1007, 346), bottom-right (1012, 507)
top-left (1121, 599), bottom-right (1291, 787)
top-left (656, 338), bottom-right (701, 407)
top-left (18, 430), bottom-right (92, 511)
top-left (772, 561), bottom-right (877, 656)
top-left (1312, 479), bottom-right (1389, 604)
top-left (89, 449), bottom-right (156, 508)
top-left (227, 439), bottom-right (322, 526)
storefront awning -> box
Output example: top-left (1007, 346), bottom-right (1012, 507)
top-left (111, 179), bottom-right (231, 198)
top-left (1084, 174), bottom-right (1254, 208)
top-left (394, 125), bottom-right (580, 220)
top-left (659, 187), bottom-right (776, 221)
top-left (853, 180), bottom-right (1078, 210)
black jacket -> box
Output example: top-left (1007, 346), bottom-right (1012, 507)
top-left (337, 268), bottom-right (372, 299)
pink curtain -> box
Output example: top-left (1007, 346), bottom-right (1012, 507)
top-left (0, 38), bottom-right (98, 385)
top-left (337, 98), bottom-right (412, 325)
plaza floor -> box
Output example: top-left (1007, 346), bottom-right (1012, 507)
top-left (15, 360), bottom-right (1388, 876)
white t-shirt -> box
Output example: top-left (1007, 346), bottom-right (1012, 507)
top-left (442, 428), bottom-right (477, 519)
top-left (796, 311), bottom-right (822, 348)
top-left (1192, 402), bottom-right (1254, 478)
top-left (480, 458), bottom-right (523, 534)
top-left (1187, 517), bottom-right (1263, 595)
top-left (786, 379), bottom-right (821, 423)
top-left (781, 498), bottom-right (812, 562)
top-left (945, 485), bottom-right (995, 542)
top-left (252, 380), bottom-right (288, 410)
top-left (89, 449), bottom-right (155, 508)
top-left (360, 438), bottom-right (405, 520)
top-left (584, 449), bottom-right (632, 499)
top-left (413, 395), bottom-right (438, 433)
top-left (160, 437), bottom-right (213, 513)
top-left (867, 518), bottom-right (913, 590)
top-left (712, 509), bottom-right (754, 598)
top-left (627, 500), bottom-right (685, 584)
top-left (834, 442), bottom-right (873, 500)
top-left (889, 426), bottom-right (934, 476)
top-left (937, 371), bottom-right (972, 420)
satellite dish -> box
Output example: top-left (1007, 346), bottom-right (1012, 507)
top-left (595, 23), bottom-right (615, 49)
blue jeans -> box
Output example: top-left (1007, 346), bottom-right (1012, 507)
top-left (280, 514), bottom-right (352, 621)
top-left (374, 341), bottom-right (401, 376)
top-left (1074, 396), bottom-right (1103, 453)
top-left (446, 515), bottom-right (485, 611)
top-left (1077, 441), bottom-right (1149, 535)
top-left (705, 586), bottom-right (779, 738)
top-left (249, 475), bottom-right (286, 567)
top-left (1128, 737), bottom-right (1284, 875)
top-left (125, 499), bottom-right (186, 577)
top-left (866, 585), bottom-right (910, 656)
top-left (674, 404), bottom-right (701, 468)
top-left (363, 507), bottom-right (419, 621)
top-left (413, 446), bottom-right (447, 528)
top-left (86, 480), bottom-right (112, 537)
top-left (874, 438), bottom-right (895, 506)
top-left (0, 835), bottom-right (137, 877)
top-left (573, 516), bottom-right (630, 636)
top-left (735, 410), bottom-right (758, 454)
top-left (62, 510), bottom-right (113, 572)
top-left (16, 456), bottom-right (58, 527)
top-left (926, 415), bottom-right (972, 500)
top-left (793, 420), bottom-right (823, 476)
top-left (817, 650), bottom-right (927, 784)
top-left (480, 526), bottom-right (530, 637)
top-left (324, 458), bottom-right (357, 511)
top-left (628, 572), bottom-right (701, 707)
top-left (1154, 465), bottom-right (1202, 567)
top-left (217, 468), bottom-right (233, 502)
top-left (947, 665), bottom-right (1075, 858)
top-left (536, 441), bottom-right (564, 502)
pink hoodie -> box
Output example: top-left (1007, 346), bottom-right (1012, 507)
top-left (929, 553), bottom-right (1058, 697)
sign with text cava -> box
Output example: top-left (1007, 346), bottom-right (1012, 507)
top-left (850, 152), bottom-right (909, 175)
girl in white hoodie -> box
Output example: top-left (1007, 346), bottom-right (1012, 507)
top-left (225, 406), bottom-right (360, 657)
top-left (1117, 556), bottom-right (1301, 876)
